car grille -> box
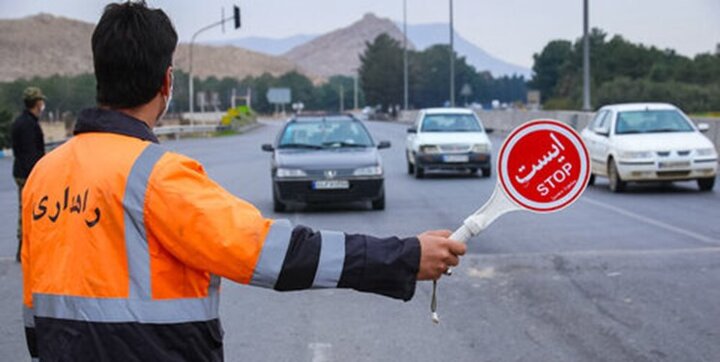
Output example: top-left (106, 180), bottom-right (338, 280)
top-left (439, 144), bottom-right (471, 153)
top-left (304, 169), bottom-right (355, 178)
top-left (656, 150), bottom-right (691, 157)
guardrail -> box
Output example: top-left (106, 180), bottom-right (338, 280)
top-left (153, 124), bottom-right (229, 140)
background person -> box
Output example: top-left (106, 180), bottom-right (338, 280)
top-left (11, 86), bottom-right (45, 263)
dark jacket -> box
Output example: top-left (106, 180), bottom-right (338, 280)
top-left (24, 108), bottom-right (421, 362)
top-left (11, 109), bottom-right (45, 179)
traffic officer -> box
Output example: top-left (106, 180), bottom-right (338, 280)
top-left (21, 2), bottom-right (466, 361)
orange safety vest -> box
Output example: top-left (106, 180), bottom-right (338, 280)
top-left (21, 108), bottom-right (419, 361)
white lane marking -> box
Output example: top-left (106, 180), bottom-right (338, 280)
top-left (309, 343), bottom-right (332, 362)
top-left (580, 196), bottom-right (720, 245)
top-left (0, 256), bottom-right (17, 262)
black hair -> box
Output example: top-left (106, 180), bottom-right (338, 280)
top-left (92, 1), bottom-right (177, 109)
top-left (24, 99), bottom-right (40, 109)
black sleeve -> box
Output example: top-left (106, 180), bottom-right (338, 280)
top-left (25, 327), bottom-right (38, 359)
top-left (274, 225), bottom-right (421, 301)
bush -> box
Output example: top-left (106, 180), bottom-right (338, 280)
top-left (221, 105), bottom-right (257, 129)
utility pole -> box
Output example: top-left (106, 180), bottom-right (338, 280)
top-left (339, 84), bottom-right (345, 113)
top-left (403, 0), bottom-right (409, 110)
top-left (353, 74), bottom-right (359, 110)
top-left (189, 5), bottom-right (241, 115)
top-left (449, 0), bottom-right (455, 107)
top-left (582, 0), bottom-right (591, 111)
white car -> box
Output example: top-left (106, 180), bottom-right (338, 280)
top-left (581, 103), bottom-right (718, 192)
top-left (406, 108), bottom-right (493, 178)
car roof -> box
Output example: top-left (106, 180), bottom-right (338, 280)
top-left (422, 107), bottom-right (475, 115)
top-left (598, 103), bottom-right (679, 112)
top-left (290, 114), bottom-right (356, 123)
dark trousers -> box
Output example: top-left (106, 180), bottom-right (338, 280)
top-left (15, 177), bottom-right (25, 262)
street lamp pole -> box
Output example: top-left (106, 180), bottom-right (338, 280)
top-left (582, 0), bottom-right (591, 111)
top-left (449, 0), bottom-right (455, 107)
top-left (189, 8), bottom-right (240, 115)
top-left (403, 0), bottom-right (409, 110)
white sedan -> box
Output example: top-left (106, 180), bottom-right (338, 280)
top-left (406, 108), bottom-right (493, 178)
top-left (581, 103), bottom-right (718, 192)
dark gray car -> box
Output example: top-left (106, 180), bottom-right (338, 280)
top-left (262, 115), bottom-right (391, 211)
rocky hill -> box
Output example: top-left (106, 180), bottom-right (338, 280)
top-left (284, 13), bottom-right (414, 77)
top-left (0, 14), bottom-right (305, 82)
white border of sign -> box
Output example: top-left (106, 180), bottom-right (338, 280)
top-left (497, 119), bottom-right (590, 213)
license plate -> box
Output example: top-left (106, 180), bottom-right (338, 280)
top-left (313, 180), bottom-right (350, 190)
top-left (659, 161), bottom-right (690, 169)
top-left (443, 155), bottom-right (469, 163)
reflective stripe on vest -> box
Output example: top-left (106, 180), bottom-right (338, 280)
top-left (312, 231), bottom-right (345, 288)
top-left (249, 224), bottom-right (346, 289)
top-left (249, 219), bottom-right (293, 288)
top-left (32, 144), bottom-right (221, 324)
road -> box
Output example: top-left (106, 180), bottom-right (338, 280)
top-left (1, 119), bottom-right (719, 361)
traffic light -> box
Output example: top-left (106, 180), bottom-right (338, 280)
top-left (233, 5), bottom-right (241, 29)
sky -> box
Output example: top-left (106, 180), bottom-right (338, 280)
top-left (1, 0), bottom-right (718, 68)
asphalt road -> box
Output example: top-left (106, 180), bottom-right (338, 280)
top-left (1, 119), bottom-right (719, 361)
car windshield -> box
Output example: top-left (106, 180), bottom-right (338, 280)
top-left (615, 110), bottom-right (694, 135)
top-left (421, 114), bottom-right (483, 132)
top-left (278, 119), bottom-right (373, 149)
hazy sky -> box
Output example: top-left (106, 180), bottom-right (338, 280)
top-left (1, 0), bottom-right (718, 68)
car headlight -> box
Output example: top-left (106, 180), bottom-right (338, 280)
top-left (419, 145), bottom-right (441, 154)
top-left (619, 150), bottom-right (653, 159)
top-left (276, 168), bottom-right (307, 178)
top-left (696, 148), bottom-right (717, 157)
top-left (472, 144), bottom-right (490, 153)
top-left (353, 166), bottom-right (383, 176)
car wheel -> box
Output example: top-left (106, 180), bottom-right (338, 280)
top-left (588, 173), bottom-right (596, 186)
top-left (273, 190), bottom-right (286, 212)
top-left (372, 194), bottom-right (385, 210)
top-left (698, 177), bottom-right (715, 192)
top-left (469, 168), bottom-right (478, 174)
top-left (481, 167), bottom-right (491, 178)
top-left (608, 159), bottom-right (626, 193)
top-left (407, 152), bottom-right (415, 174)
top-left (414, 164), bottom-right (425, 179)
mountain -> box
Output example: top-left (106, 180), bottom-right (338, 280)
top-left (0, 13), bottom-right (95, 82)
top-left (283, 13), bottom-right (414, 78)
top-left (0, 14), bottom-right (309, 82)
top-left (208, 34), bottom-right (316, 56)
top-left (402, 22), bottom-right (531, 78)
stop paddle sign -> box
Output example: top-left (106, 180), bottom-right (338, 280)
top-left (433, 119), bottom-right (590, 323)
top-left (449, 119), bottom-right (590, 243)
top-left (499, 119), bottom-right (590, 212)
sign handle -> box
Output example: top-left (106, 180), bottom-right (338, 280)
top-left (432, 187), bottom-right (519, 323)
top-left (450, 186), bottom-right (519, 243)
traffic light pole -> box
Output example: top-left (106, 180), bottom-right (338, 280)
top-left (189, 6), bottom-right (241, 115)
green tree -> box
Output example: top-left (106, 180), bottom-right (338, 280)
top-left (359, 34), bottom-right (404, 110)
top-left (0, 109), bottom-right (12, 149)
top-left (529, 40), bottom-right (572, 102)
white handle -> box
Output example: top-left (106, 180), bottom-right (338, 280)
top-left (449, 186), bottom-right (518, 243)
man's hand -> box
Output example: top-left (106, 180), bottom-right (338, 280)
top-left (416, 230), bottom-right (466, 280)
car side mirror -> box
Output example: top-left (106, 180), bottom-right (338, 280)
top-left (377, 141), bottom-right (391, 149)
top-left (485, 128), bottom-right (495, 134)
top-left (698, 123), bottom-right (710, 133)
top-left (595, 129), bottom-right (609, 137)
top-left (261, 144), bottom-right (274, 152)
top-left (407, 127), bottom-right (417, 134)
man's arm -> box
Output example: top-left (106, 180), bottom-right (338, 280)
top-left (145, 153), bottom-right (464, 300)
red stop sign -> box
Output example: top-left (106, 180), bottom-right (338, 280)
top-left (498, 119), bottom-right (589, 213)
